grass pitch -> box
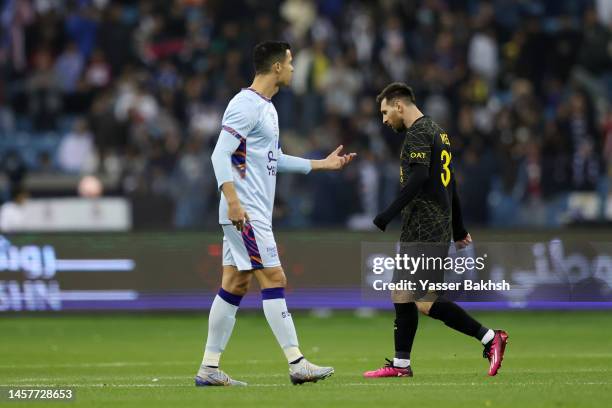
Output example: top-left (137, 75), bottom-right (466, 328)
top-left (1, 311), bottom-right (611, 407)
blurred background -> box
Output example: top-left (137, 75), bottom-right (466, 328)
top-left (0, 0), bottom-right (611, 231)
top-left (0, 0), bottom-right (611, 312)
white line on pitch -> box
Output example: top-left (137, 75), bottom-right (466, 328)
top-left (1, 382), bottom-right (611, 388)
top-left (6, 367), bottom-right (612, 383)
top-left (2, 354), bottom-right (612, 370)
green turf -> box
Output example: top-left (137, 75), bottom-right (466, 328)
top-left (1, 311), bottom-right (611, 407)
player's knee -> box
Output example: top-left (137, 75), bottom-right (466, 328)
top-left (225, 283), bottom-right (248, 296)
top-left (391, 290), bottom-right (412, 304)
top-left (269, 270), bottom-right (287, 288)
top-left (416, 301), bottom-right (433, 315)
top-left (257, 266), bottom-right (287, 288)
top-left (224, 277), bottom-right (251, 296)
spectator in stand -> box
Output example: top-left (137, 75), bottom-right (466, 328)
top-left (54, 42), bottom-right (84, 93)
top-left (27, 48), bottom-right (62, 131)
top-left (57, 119), bottom-right (96, 174)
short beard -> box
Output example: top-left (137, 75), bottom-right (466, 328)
top-left (392, 123), bottom-right (407, 133)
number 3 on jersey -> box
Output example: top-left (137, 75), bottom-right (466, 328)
top-left (440, 150), bottom-right (452, 187)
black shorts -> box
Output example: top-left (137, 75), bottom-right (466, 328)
top-left (391, 242), bottom-right (450, 301)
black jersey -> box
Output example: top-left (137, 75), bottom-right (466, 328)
top-left (399, 116), bottom-right (454, 243)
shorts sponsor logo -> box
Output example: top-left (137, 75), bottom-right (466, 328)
top-left (267, 246), bottom-right (278, 258)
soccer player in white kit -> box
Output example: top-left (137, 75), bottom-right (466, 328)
top-left (195, 41), bottom-right (356, 386)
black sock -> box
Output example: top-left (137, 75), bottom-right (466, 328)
top-left (394, 302), bottom-right (418, 362)
top-left (428, 297), bottom-right (489, 340)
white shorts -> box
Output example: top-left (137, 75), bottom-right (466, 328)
top-left (221, 220), bottom-right (281, 271)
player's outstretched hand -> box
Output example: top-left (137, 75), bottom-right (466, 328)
top-left (454, 233), bottom-right (472, 250)
top-left (320, 145), bottom-right (357, 170)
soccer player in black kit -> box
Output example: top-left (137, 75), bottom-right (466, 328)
top-left (363, 83), bottom-right (508, 378)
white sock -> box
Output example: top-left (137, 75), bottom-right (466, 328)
top-left (261, 288), bottom-right (303, 363)
top-left (481, 329), bottom-right (495, 345)
top-left (201, 292), bottom-right (241, 369)
top-left (393, 358), bottom-right (410, 368)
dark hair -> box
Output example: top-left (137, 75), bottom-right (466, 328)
top-left (253, 41), bottom-right (291, 74)
top-left (376, 82), bottom-right (416, 105)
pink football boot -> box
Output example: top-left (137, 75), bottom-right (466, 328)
top-left (483, 330), bottom-right (509, 376)
top-left (363, 359), bottom-right (413, 378)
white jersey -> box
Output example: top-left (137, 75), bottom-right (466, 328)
top-left (211, 87), bottom-right (311, 269)
top-left (215, 88), bottom-right (280, 224)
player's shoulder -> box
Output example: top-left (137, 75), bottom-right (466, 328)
top-left (417, 116), bottom-right (443, 135)
top-left (229, 88), bottom-right (270, 108)
top-left (406, 116), bottom-right (436, 146)
top-left (428, 117), bottom-right (447, 136)
top-left (223, 89), bottom-right (268, 122)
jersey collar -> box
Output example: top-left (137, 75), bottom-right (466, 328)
top-left (243, 87), bottom-right (272, 103)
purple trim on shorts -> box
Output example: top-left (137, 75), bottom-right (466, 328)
top-left (218, 288), bottom-right (243, 306)
top-left (261, 287), bottom-right (285, 300)
top-left (241, 222), bottom-right (263, 269)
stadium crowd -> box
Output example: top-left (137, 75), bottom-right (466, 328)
top-left (1, 0), bottom-right (611, 228)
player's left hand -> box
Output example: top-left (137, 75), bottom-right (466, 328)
top-left (455, 233), bottom-right (472, 250)
top-left (373, 214), bottom-right (389, 231)
top-left (323, 145), bottom-right (357, 170)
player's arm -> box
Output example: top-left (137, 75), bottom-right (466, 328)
top-left (374, 130), bottom-right (432, 232)
top-left (373, 163), bottom-right (428, 231)
top-left (221, 182), bottom-right (248, 230)
top-left (310, 145), bottom-right (356, 171)
top-left (451, 176), bottom-right (472, 249)
top-left (277, 148), bottom-right (312, 174)
top-left (211, 99), bottom-right (256, 231)
top-left (277, 145), bottom-right (355, 172)
top-left (211, 132), bottom-right (249, 230)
